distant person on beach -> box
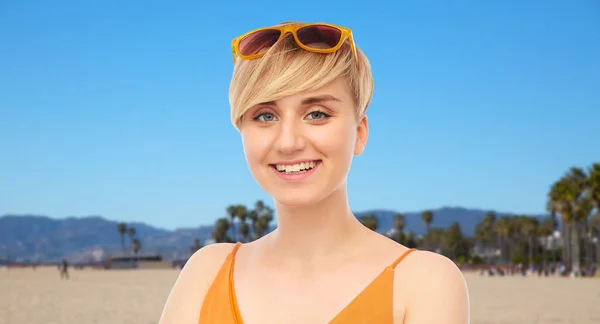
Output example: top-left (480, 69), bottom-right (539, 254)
top-left (59, 259), bottom-right (69, 279)
top-left (160, 21), bottom-right (470, 324)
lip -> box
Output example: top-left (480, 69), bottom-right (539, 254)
top-left (270, 160), bottom-right (322, 182)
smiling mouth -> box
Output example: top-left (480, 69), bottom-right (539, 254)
top-left (270, 160), bottom-right (321, 175)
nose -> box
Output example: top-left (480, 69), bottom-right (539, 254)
top-left (273, 118), bottom-right (306, 155)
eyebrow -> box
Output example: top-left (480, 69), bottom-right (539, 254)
top-left (258, 94), bottom-right (342, 106)
top-left (301, 95), bottom-right (341, 105)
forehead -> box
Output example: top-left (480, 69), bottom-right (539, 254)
top-left (260, 77), bottom-right (353, 107)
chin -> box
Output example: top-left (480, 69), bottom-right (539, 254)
top-left (269, 188), bottom-right (327, 207)
top-left (251, 164), bottom-right (347, 208)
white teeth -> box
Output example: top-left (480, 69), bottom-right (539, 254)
top-left (275, 161), bottom-right (318, 173)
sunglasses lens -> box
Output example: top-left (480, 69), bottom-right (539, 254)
top-left (296, 25), bottom-right (342, 49)
top-left (238, 29), bottom-right (282, 56)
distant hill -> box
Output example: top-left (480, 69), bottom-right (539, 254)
top-left (0, 215), bottom-right (213, 262)
top-left (355, 207), bottom-right (550, 237)
top-left (0, 207), bottom-right (550, 262)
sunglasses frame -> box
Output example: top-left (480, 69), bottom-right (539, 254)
top-left (231, 22), bottom-right (358, 69)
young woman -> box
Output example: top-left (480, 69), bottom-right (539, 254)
top-left (160, 21), bottom-right (470, 324)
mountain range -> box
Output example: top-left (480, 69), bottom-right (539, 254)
top-left (0, 207), bottom-right (550, 262)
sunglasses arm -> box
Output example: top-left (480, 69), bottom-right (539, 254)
top-left (231, 40), bottom-right (238, 64)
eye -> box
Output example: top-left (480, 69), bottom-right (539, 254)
top-left (254, 112), bottom-right (278, 122)
top-left (306, 111), bottom-right (330, 120)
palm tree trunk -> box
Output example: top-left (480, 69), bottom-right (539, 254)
top-left (596, 239), bottom-right (600, 267)
top-left (500, 235), bottom-right (508, 262)
top-left (542, 236), bottom-right (548, 268)
top-left (528, 236), bottom-right (534, 266)
top-left (588, 229), bottom-right (596, 267)
top-left (552, 236), bottom-right (557, 264)
top-left (128, 235), bottom-right (133, 256)
top-left (571, 222), bottom-right (581, 276)
top-left (425, 224), bottom-right (430, 250)
top-left (580, 225), bottom-right (587, 266)
top-left (505, 237), bottom-right (512, 264)
top-left (483, 241), bottom-right (490, 264)
top-left (563, 223), bottom-right (571, 267)
top-left (497, 236), bottom-right (503, 263)
top-left (229, 216), bottom-right (236, 242)
top-left (584, 228), bottom-right (592, 266)
top-left (120, 235), bottom-right (126, 254)
top-left (563, 224), bottom-right (567, 266)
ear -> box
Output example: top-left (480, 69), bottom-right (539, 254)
top-left (354, 115), bottom-right (369, 156)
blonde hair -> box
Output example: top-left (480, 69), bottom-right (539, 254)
top-left (229, 22), bottom-right (374, 130)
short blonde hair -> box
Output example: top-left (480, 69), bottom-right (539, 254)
top-left (229, 22), bottom-right (375, 130)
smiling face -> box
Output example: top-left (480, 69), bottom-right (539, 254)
top-left (239, 77), bottom-right (369, 207)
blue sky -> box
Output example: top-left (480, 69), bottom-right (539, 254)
top-left (1, 1), bottom-right (598, 230)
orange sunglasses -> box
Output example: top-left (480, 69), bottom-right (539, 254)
top-left (231, 22), bottom-right (358, 69)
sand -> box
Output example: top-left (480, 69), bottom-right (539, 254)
top-left (1, 267), bottom-right (599, 324)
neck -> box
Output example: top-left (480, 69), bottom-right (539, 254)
top-left (265, 185), bottom-right (365, 263)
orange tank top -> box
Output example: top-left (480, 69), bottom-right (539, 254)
top-left (199, 243), bottom-right (416, 323)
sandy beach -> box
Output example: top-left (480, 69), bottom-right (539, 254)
top-left (1, 267), bottom-right (599, 324)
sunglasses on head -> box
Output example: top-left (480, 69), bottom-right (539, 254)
top-left (231, 22), bottom-right (358, 69)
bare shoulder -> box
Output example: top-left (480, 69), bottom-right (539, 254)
top-left (159, 243), bottom-right (236, 324)
top-left (394, 250), bottom-right (470, 324)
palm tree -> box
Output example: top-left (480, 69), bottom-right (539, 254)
top-left (253, 205), bottom-right (274, 239)
top-left (244, 200), bottom-right (273, 241)
top-left (568, 167), bottom-right (589, 275)
top-left (127, 227), bottom-right (136, 254)
top-left (576, 196), bottom-right (594, 265)
top-left (255, 200), bottom-right (266, 214)
top-left (538, 216), bottom-right (556, 264)
top-left (359, 214), bottom-right (378, 231)
top-left (239, 223), bottom-right (250, 243)
top-left (474, 211), bottom-right (496, 263)
top-left (493, 216), bottom-right (512, 263)
top-left (520, 217), bottom-right (539, 266)
top-left (426, 227), bottom-right (445, 253)
top-left (548, 168), bottom-right (588, 275)
top-left (587, 163), bottom-right (600, 211)
top-left (226, 205), bottom-right (238, 242)
top-left (548, 179), bottom-right (573, 268)
top-left (117, 222), bottom-right (127, 254)
top-left (586, 163), bottom-right (600, 265)
top-left (393, 213), bottom-right (406, 244)
top-left (247, 209), bottom-right (259, 241)
top-left (589, 214), bottom-right (600, 266)
top-left (190, 238), bottom-right (201, 254)
top-left (443, 222), bottom-right (463, 260)
top-left (132, 238), bottom-right (141, 263)
top-left (236, 205), bottom-right (249, 242)
top-left (212, 217), bottom-right (231, 243)
top-left (246, 200), bottom-right (267, 240)
top-left (406, 231), bottom-right (417, 248)
top-left (253, 218), bottom-right (269, 239)
top-left (421, 210), bottom-right (433, 249)
top-left (545, 201), bottom-right (561, 264)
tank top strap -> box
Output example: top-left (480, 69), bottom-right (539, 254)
top-left (388, 248), bottom-right (417, 269)
top-left (231, 242), bottom-right (242, 256)
top-left (228, 242), bottom-right (243, 281)
top-left (227, 242), bottom-right (243, 323)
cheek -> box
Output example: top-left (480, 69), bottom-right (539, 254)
top-left (241, 130), bottom-right (269, 167)
top-left (311, 121), bottom-right (357, 163)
